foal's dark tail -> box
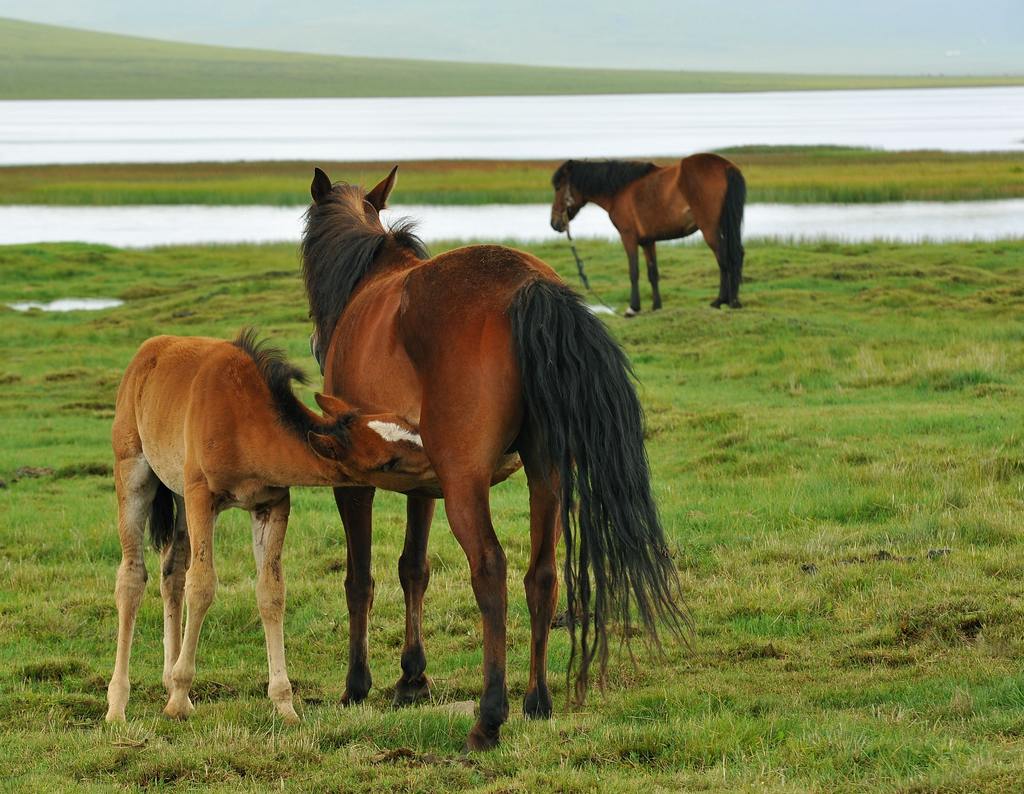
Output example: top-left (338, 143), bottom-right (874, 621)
top-left (719, 166), bottom-right (746, 299)
top-left (508, 279), bottom-right (689, 703)
top-left (149, 481), bottom-right (176, 551)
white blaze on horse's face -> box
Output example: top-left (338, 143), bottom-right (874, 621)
top-left (367, 420), bottom-right (423, 447)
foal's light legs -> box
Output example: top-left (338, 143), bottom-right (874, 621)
top-left (251, 495), bottom-right (299, 723)
top-left (164, 484), bottom-right (217, 719)
top-left (106, 457), bottom-right (158, 722)
top-left (160, 496), bottom-right (189, 694)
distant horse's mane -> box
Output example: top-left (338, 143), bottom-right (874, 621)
top-left (301, 182), bottom-right (428, 358)
top-left (233, 328), bottom-right (353, 441)
top-left (552, 159), bottom-right (658, 198)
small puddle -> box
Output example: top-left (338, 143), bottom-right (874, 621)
top-left (7, 298), bottom-right (124, 312)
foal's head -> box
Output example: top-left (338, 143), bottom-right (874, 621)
top-left (549, 160), bottom-right (584, 232)
top-left (307, 392), bottom-right (432, 489)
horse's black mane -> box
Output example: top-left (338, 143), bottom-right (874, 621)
top-left (233, 328), bottom-right (352, 443)
top-left (302, 182), bottom-right (428, 359)
top-left (552, 159), bottom-right (658, 197)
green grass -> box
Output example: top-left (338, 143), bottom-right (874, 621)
top-left (2, 238), bottom-right (1024, 790)
top-left (4, 147), bottom-right (1024, 206)
top-left (3, 17), bottom-right (1023, 100)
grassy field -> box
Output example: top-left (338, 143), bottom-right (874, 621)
top-left (4, 147), bottom-right (1024, 206)
top-left (3, 17), bottom-right (1023, 100)
top-left (2, 237), bottom-right (1024, 791)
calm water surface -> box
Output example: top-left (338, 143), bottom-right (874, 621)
top-left (1, 87), bottom-right (1021, 165)
top-left (7, 298), bottom-right (125, 312)
top-left (0, 202), bottom-right (1020, 247)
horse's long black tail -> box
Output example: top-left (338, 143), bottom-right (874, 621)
top-left (719, 166), bottom-right (747, 301)
top-left (508, 279), bottom-right (689, 703)
top-left (149, 481), bottom-right (176, 551)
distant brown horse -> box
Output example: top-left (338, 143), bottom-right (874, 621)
top-left (105, 331), bottom-right (435, 725)
top-left (550, 154), bottom-right (746, 314)
top-left (304, 166), bottom-right (687, 750)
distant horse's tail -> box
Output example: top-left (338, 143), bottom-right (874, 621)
top-left (149, 481), bottom-right (176, 551)
top-left (508, 279), bottom-right (689, 703)
top-left (720, 166), bottom-right (746, 297)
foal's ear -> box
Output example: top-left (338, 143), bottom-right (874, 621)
top-left (307, 430), bottom-right (348, 461)
top-left (314, 392), bottom-right (354, 417)
top-left (311, 167), bottom-right (333, 203)
top-left (364, 165), bottom-right (399, 211)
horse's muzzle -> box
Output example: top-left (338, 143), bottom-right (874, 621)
top-left (550, 216), bottom-right (565, 232)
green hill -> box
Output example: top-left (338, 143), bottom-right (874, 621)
top-left (2, 17), bottom-right (1022, 100)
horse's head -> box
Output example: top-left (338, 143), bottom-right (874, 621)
top-left (550, 160), bottom-right (584, 232)
top-left (304, 165), bottom-right (407, 372)
top-left (307, 392), bottom-right (433, 489)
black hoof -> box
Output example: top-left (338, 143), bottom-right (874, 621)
top-left (710, 299), bottom-right (724, 308)
top-left (340, 679), bottom-right (371, 706)
top-left (341, 666), bottom-right (372, 706)
top-left (340, 689), bottom-right (368, 706)
top-left (392, 675), bottom-right (432, 708)
top-left (522, 687), bottom-right (552, 720)
top-left (464, 722), bottom-right (501, 752)
top-left (729, 300), bottom-right (743, 309)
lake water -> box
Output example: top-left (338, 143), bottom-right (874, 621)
top-left (0, 201), bottom-right (1020, 247)
top-left (1, 87), bottom-right (1022, 165)
top-left (7, 298), bottom-right (125, 312)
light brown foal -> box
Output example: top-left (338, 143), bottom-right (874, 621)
top-left (105, 331), bottom-right (434, 724)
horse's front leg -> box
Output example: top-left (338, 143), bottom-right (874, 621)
top-left (251, 494), bottom-right (299, 723)
top-left (393, 494), bottom-right (435, 707)
top-left (334, 486), bottom-right (376, 704)
top-left (164, 483), bottom-right (218, 720)
top-left (642, 241), bottom-right (662, 311)
top-left (622, 234), bottom-right (642, 317)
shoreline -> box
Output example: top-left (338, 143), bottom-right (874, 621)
top-left (3, 148), bottom-right (1024, 206)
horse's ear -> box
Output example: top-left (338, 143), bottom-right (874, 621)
top-left (365, 165), bottom-right (398, 211)
top-left (311, 167), bottom-right (333, 203)
top-left (307, 430), bottom-right (348, 461)
top-left (315, 392), bottom-right (354, 417)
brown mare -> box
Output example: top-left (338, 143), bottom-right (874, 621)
top-left (105, 331), bottom-right (436, 724)
top-left (550, 154), bottom-right (747, 314)
top-left (303, 166), bottom-right (687, 750)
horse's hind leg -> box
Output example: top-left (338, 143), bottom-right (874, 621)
top-left (251, 494), bottom-right (299, 723)
top-left (700, 231), bottom-right (730, 309)
top-left (106, 456), bottom-right (159, 722)
top-left (442, 476), bottom-right (509, 750)
top-left (622, 233), bottom-right (642, 317)
top-left (393, 494), bottom-right (435, 707)
top-left (641, 242), bottom-right (662, 311)
top-left (164, 482), bottom-right (217, 720)
top-left (160, 495), bottom-right (189, 694)
top-left (520, 430), bottom-right (562, 720)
